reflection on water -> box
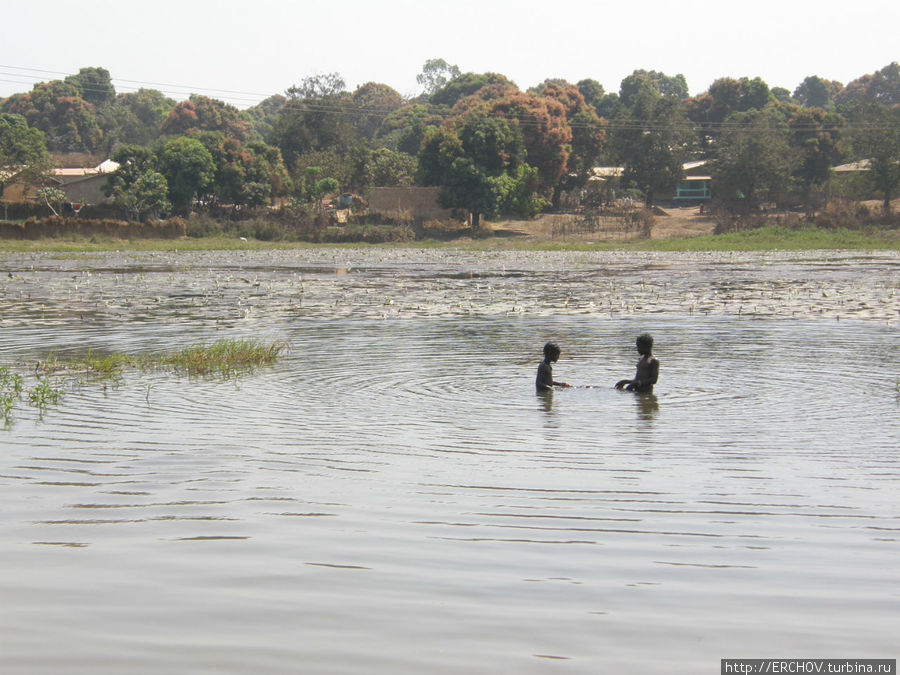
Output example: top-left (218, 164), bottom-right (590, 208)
top-left (0, 249), bottom-right (898, 674)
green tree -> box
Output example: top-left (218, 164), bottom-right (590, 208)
top-left (157, 137), bottom-right (215, 213)
top-left (112, 88), bottom-right (177, 145)
top-left (619, 69), bottom-right (689, 108)
top-left (113, 170), bottom-right (169, 220)
top-left (193, 131), bottom-right (290, 206)
top-left (793, 75), bottom-right (842, 109)
top-left (851, 103), bottom-right (900, 212)
top-left (417, 58), bottom-right (462, 96)
top-left (350, 82), bottom-right (404, 141)
top-left (64, 67), bottom-right (116, 107)
top-left (576, 78), bottom-right (606, 114)
top-left (35, 186), bottom-right (67, 216)
top-left (418, 112), bottom-right (537, 228)
top-left (246, 94), bottom-right (287, 142)
top-left (710, 108), bottom-right (795, 213)
top-left (836, 62), bottom-right (900, 109)
top-left (1, 80), bottom-right (102, 152)
top-left (430, 72), bottom-right (513, 107)
top-left (612, 91), bottom-right (692, 206)
top-left (783, 104), bottom-right (844, 206)
top-left (104, 144), bottom-right (170, 219)
top-left (0, 113), bottom-right (50, 203)
top-left (482, 91), bottom-right (571, 194)
top-left (352, 146), bottom-right (417, 188)
top-left (271, 74), bottom-right (357, 171)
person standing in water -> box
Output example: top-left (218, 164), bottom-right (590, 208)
top-left (615, 333), bottom-right (659, 393)
top-left (536, 342), bottom-right (571, 391)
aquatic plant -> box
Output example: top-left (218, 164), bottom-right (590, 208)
top-left (33, 340), bottom-right (285, 380)
top-left (28, 379), bottom-right (63, 410)
top-left (0, 366), bottom-right (24, 424)
top-left (35, 350), bottom-right (132, 379)
top-left (154, 339), bottom-right (285, 377)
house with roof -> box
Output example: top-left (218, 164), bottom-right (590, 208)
top-left (672, 160), bottom-right (711, 204)
top-left (1, 159), bottom-right (119, 206)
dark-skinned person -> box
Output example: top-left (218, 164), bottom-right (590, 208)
top-left (615, 333), bottom-right (659, 394)
top-left (536, 341), bottom-right (571, 392)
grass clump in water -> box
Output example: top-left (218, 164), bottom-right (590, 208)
top-left (152, 339), bottom-right (285, 377)
top-left (33, 340), bottom-right (284, 379)
top-left (28, 379), bottom-right (63, 410)
top-left (1, 366), bottom-right (24, 424)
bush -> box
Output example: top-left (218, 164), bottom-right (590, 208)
top-left (0, 216), bottom-right (186, 239)
top-left (319, 225), bottom-right (414, 243)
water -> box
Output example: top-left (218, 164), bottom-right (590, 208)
top-left (1, 249), bottom-right (898, 674)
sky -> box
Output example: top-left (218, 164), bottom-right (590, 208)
top-left (2, 0), bottom-right (898, 108)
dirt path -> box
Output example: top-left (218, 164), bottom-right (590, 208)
top-left (489, 206), bottom-right (716, 243)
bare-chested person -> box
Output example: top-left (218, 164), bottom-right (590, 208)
top-left (615, 333), bottom-right (659, 394)
top-left (536, 342), bottom-right (571, 392)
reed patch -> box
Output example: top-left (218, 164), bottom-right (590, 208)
top-left (2, 339), bottom-right (285, 426)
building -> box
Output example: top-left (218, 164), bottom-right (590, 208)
top-left (672, 160), bottom-right (711, 204)
top-left (1, 159), bottom-right (119, 206)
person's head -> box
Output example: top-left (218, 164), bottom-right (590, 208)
top-left (636, 333), bottom-right (653, 355)
top-left (543, 341), bottom-right (561, 362)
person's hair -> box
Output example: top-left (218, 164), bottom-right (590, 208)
top-left (636, 333), bottom-right (653, 353)
top-left (543, 341), bottom-right (561, 359)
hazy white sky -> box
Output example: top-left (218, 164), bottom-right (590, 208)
top-left (2, 0), bottom-right (897, 108)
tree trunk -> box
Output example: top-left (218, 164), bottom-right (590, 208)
top-left (471, 210), bottom-right (481, 231)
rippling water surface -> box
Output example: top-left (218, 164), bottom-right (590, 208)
top-left (1, 249), bottom-right (898, 674)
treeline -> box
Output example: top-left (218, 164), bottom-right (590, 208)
top-left (2, 60), bottom-right (900, 228)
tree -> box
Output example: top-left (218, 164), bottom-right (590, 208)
top-left (35, 186), bottom-right (67, 216)
top-left (710, 108), bottom-right (795, 213)
top-left (375, 103), bottom-right (447, 154)
top-left (536, 81), bottom-right (606, 195)
top-left (793, 75), bottom-right (842, 109)
top-left (836, 62), bottom-right (900, 109)
top-left (430, 72), bottom-right (513, 107)
top-left (286, 73), bottom-right (347, 100)
top-left (783, 104), bottom-right (844, 206)
top-left (351, 146), bottom-right (417, 189)
top-left (417, 59), bottom-right (461, 96)
top-left (64, 67), bottom-right (116, 107)
top-left (577, 79), bottom-right (606, 114)
top-left (157, 137), bottom-right (215, 213)
top-left (851, 103), bottom-right (900, 212)
top-left (112, 88), bottom-right (177, 145)
top-left (418, 112), bottom-right (538, 228)
top-left (611, 91), bottom-right (693, 206)
top-left (619, 69), bottom-right (689, 108)
top-left (246, 94), bottom-right (286, 142)
top-left (0, 113), bottom-right (50, 202)
top-left (271, 74), bottom-right (357, 170)
top-left (480, 91), bottom-right (571, 194)
top-left (1, 80), bottom-right (102, 152)
top-left (350, 82), bottom-right (404, 141)
top-left (160, 94), bottom-right (251, 141)
top-left (109, 170), bottom-right (169, 221)
top-left (193, 131), bottom-right (290, 206)
top-left (105, 144), bottom-right (171, 219)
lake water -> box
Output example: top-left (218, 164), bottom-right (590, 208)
top-left (1, 249), bottom-right (898, 674)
